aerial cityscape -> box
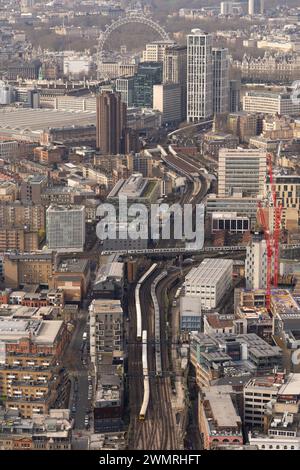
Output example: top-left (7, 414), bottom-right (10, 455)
top-left (0, 0), bottom-right (300, 457)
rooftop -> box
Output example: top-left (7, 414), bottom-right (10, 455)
top-left (185, 258), bottom-right (233, 286)
top-left (0, 409), bottom-right (72, 437)
top-left (89, 299), bottom-right (123, 315)
top-left (0, 318), bottom-right (63, 345)
top-left (278, 373), bottom-right (300, 397)
top-left (192, 332), bottom-right (282, 360)
top-left (205, 313), bottom-right (235, 329)
top-left (0, 108), bottom-right (96, 139)
top-left (57, 258), bottom-right (89, 274)
top-left (202, 385), bottom-right (242, 431)
top-left (94, 262), bottom-right (124, 285)
top-left (270, 289), bottom-right (300, 316)
top-left (108, 173), bottom-right (148, 199)
top-left (245, 373), bottom-right (285, 391)
top-left (47, 204), bottom-right (85, 213)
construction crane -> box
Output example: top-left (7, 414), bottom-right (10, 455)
top-left (257, 153), bottom-right (282, 309)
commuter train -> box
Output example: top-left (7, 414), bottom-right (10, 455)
top-left (151, 271), bottom-right (167, 377)
top-left (135, 263), bottom-right (157, 341)
top-left (139, 330), bottom-right (149, 420)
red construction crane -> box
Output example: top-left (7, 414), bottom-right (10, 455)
top-left (267, 153), bottom-right (283, 288)
top-left (257, 201), bottom-right (273, 309)
top-left (257, 153), bottom-right (282, 309)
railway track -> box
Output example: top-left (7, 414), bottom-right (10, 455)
top-left (127, 286), bottom-right (144, 449)
top-left (128, 263), bottom-right (189, 450)
top-left (140, 267), bottom-right (181, 450)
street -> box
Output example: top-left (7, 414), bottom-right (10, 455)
top-left (63, 310), bottom-right (92, 430)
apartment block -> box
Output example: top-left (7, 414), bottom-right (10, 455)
top-left (0, 182), bottom-right (18, 202)
top-left (3, 252), bottom-right (54, 289)
top-left (0, 228), bottom-right (39, 252)
top-left (265, 174), bottom-right (300, 230)
top-left (0, 202), bottom-right (45, 232)
top-left (0, 316), bottom-right (68, 418)
top-left (187, 29), bottom-right (213, 122)
top-left (89, 299), bottom-right (123, 371)
top-left (0, 409), bottom-right (72, 450)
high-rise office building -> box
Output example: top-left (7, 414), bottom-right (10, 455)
top-left (96, 91), bottom-right (127, 155)
top-left (163, 45), bottom-right (187, 120)
top-left (218, 148), bottom-right (267, 197)
top-left (115, 77), bottom-right (135, 107)
top-left (248, 0), bottom-right (264, 15)
top-left (187, 29), bottom-right (213, 122)
top-left (46, 205), bottom-right (85, 252)
top-left (212, 48), bottom-right (229, 114)
top-left (229, 80), bottom-right (241, 112)
top-left (133, 62), bottom-right (163, 108)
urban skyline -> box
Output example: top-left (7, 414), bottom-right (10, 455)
top-left (0, 0), bottom-right (299, 461)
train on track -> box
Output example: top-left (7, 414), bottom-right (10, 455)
top-left (151, 271), bottom-right (167, 377)
top-left (136, 265), bottom-right (168, 420)
top-left (139, 330), bottom-right (149, 420)
top-left (135, 263), bottom-right (157, 341)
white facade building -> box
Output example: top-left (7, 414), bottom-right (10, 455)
top-left (184, 258), bottom-right (233, 310)
top-left (218, 148), bottom-right (267, 197)
top-left (248, 0), bottom-right (264, 16)
top-left (245, 233), bottom-right (268, 289)
top-left (243, 91), bottom-right (300, 116)
top-left (153, 83), bottom-right (182, 123)
top-left (187, 29), bottom-right (213, 122)
top-left (142, 40), bottom-right (175, 62)
top-left (46, 204), bottom-right (85, 252)
top-left (63, 55), bottom-right (93, 77)
top-left (248, 431), bottom-right (300, 450)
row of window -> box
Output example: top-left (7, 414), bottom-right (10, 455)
top-left (260, 444), bottom-right (296, 450)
